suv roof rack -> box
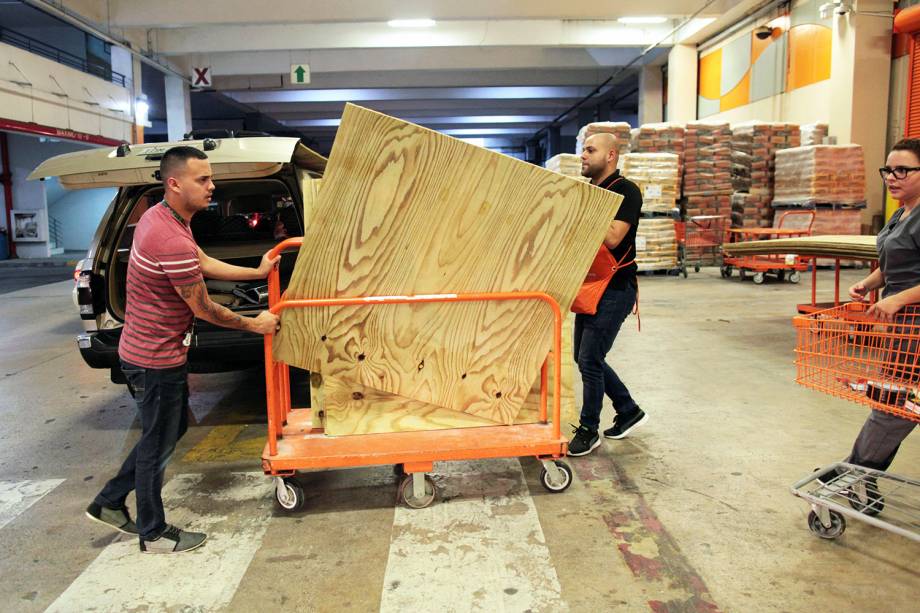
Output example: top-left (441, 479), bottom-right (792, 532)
top-left (182, 129), bottom-right (272, 140)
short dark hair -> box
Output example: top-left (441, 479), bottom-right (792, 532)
top-left (159, 146), bottom-right (208, 183)
top-left (891, 138), bottom-right (920, 164)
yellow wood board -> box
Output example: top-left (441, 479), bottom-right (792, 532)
top-left (318, 313), bottom-right (575, 435)
top-left (275, 103), bottom-right (619, 427)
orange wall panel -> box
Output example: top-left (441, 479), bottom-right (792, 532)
top-left (787, 24), bottom-right (832, 91)
top-left (698, 49), bottom-right (722, 100)
top-left (720, 71), bottom-right (751, 112)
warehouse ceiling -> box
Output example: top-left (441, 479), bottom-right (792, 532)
top-left (35, 0), bottom-right (767, 154)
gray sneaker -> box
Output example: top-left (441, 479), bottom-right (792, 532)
top-left (85, 502), bottom-right (138, 535)
top-left (139, 524), bottom-right (207, 554)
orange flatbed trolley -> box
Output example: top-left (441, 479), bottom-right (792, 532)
top-left (721, 210), bottom-right (816, 284)
top-left (260, 238), bottom-right (572, 511)
top-left (790, 302), bottom-right (920, 541)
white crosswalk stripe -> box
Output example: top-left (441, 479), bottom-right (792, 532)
top-left (0, 478), bottom-right (65, 531)
top-left (381, 459), bottom-right (567, 613)
top-left (47, 472), bottom-right (273, 613)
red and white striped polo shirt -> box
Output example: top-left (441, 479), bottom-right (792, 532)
top-left (118, 202), bottom-right (203, 368)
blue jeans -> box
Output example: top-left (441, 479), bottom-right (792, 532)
top-left (575, 284), bottom-right (639, 431)
top-left (95, 360), bottom-right (189, 539)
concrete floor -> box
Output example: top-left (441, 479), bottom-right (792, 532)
top-left (0, 269), bottom-right (917, 612)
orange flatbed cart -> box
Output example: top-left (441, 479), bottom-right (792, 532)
top-left (721, 210), bottom-right (816, 284)
top-left (260, 238), bottom-right (572, 510)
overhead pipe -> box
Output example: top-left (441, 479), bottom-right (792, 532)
top-left (895, 5), bottom-right (920, 34)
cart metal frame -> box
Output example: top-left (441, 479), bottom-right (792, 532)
top-left (791, 462), bottom-right (920, 542)
top-left (260, 238), bottom-right (572, 510)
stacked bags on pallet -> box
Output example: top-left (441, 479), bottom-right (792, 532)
top-left (545, 154), bottom-right (589, 181)
top-left (800, 123), bottom-right (830, 146)
top-left (684, 122), bottom-right (733, 218)
top-left (773, 145), bottom-right (866, 206)
top-left (621, 153), bottom-right (681, 215)
top-left (631, 123), bottom-right (686, 157)
top-left (635, 217), bottom-right (678, 272)
top-left (576, 122), bottom-right (631, 163)
top-left (729, 122), bottom-right (801, 227)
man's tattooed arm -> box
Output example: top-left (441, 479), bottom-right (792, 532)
top-left (176, 280), bottom-right (254, 331)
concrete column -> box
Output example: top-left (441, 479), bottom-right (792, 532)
top-left (165, 75), bottom-right (192, 142)
top-left (666, 44), bottom-right (698, 124)
top-left (548, 125), bottom-right (562, 158)
top-left (132, 56), bottom-right (144, 144)
top-left (828, 1), bottom-right (891, 226)
top-left (638, 64), bottom-right (664, 125)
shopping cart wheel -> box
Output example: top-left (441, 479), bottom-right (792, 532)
top-left (789, 271), bottom-right (801, 284)
top-left (720, 265), bottom-right (732, 278)
top-left (739, 269), bottom-right (747, 280)
top-left (753, 272), bottom-right (765, 285)
top-left (540, 460), bottom-right (573, 493)
top-left (274, 477), bottom-right (305, 512)
top-left (848, 484), bottom-right (885, 517)
top-left (694, 264), bottom-right (701, 273)
top-left (399, 474), bottom-right (437, 509)
top-left (807, 509), bottom-right (846, 539)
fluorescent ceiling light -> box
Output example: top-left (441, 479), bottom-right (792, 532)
top-left (617, 16), bottom-right (668, 24)
top-left (388, 18), bottom-right (436, 28)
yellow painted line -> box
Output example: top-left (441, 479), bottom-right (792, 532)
top-left (183, 424), bottom-right (266, 463)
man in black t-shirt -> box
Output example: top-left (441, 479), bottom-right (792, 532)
top-left (568, 132), bottom-right (647, 457)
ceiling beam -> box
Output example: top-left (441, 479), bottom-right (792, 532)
top-left (108, 0), bottom-right (729, 27)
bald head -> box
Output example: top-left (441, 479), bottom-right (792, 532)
top-left (580, 132), bottom-right (620, 183)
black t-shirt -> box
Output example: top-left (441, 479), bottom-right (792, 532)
top-left (597, 170), bottom-right (643, 289)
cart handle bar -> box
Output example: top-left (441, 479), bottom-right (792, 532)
top-left (262, 237), bottom-right (565, 455)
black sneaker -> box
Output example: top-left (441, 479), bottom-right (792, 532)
top-left (139, 524), bottom-right (207, 554)
top-left (603, 409), bottom-right (648, 439)
top-left (567, 424), bottom-right (600, 457)
top-left (85, 502), bottom-right (138, 535)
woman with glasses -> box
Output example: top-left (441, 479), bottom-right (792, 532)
top-left (841, 138), bottom-right (920, 477)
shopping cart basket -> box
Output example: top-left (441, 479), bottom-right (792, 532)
top-left (676, 214), bottom-right (726, 276)
top-left (790, 302), bottom-right (920, 540)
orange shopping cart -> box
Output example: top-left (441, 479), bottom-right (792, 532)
top-left (790, 302), bottom-right (920, 541)
top-left (675, 214), bottom-right (726, 277)
top-left (261, 238), bottom-right (572, 511)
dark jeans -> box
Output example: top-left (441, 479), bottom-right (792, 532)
top-left (95, 360), bottom-right (189, 539)
top-left (575, 283), bottom-right (639, 431)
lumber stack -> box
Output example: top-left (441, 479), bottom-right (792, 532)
top-left (621, 153), bottom-right (681, 215)
top-left (722, 234), bottom-right (877, 259)
top-left (275, 104), bottom-right (623, 435)
top-left (635, 217), bottom-right (679, 271)
top-left (773, 145), bottom-right (866, 206)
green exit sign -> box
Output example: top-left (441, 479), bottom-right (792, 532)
top-left (290, 64), bottom-right (311, 85)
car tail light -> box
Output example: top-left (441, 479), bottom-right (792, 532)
top-left (76, 270), bottom-right (101, 319)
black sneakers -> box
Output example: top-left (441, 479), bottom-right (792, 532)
top-left (567, 424), bottom-right (600, 457)
top-left (603, 409), bottom-right (648, 440)
top-left (85, 502), bottom-right (138, 535)
top-left (139, 524), bottom-right (207, 554)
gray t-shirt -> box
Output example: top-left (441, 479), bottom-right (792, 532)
top-left (878, 206), bottom-right (920, 297)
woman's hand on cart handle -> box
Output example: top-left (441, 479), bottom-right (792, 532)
top-left (867, 296), bottom-right (904, 322)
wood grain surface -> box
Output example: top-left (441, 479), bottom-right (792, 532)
top-left (274, 104), bottom-right (619, 426)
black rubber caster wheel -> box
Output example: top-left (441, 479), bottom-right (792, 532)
top-left (807, 509), bottom-right (846, 539)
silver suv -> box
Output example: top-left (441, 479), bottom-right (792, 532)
top-left (30, 136), bottom-right (325, 389)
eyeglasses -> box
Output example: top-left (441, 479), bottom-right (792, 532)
top-left (879, 166), bottom-right (920, 180)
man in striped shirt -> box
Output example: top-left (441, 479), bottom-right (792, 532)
top-left (86, 146), bottom-right (280, 554)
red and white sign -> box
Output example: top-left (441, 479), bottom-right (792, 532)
top-left (192, 66), bottom-right (212, 87)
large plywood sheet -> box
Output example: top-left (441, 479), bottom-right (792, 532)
top-left (274, 104), bottom-right (620, 425)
